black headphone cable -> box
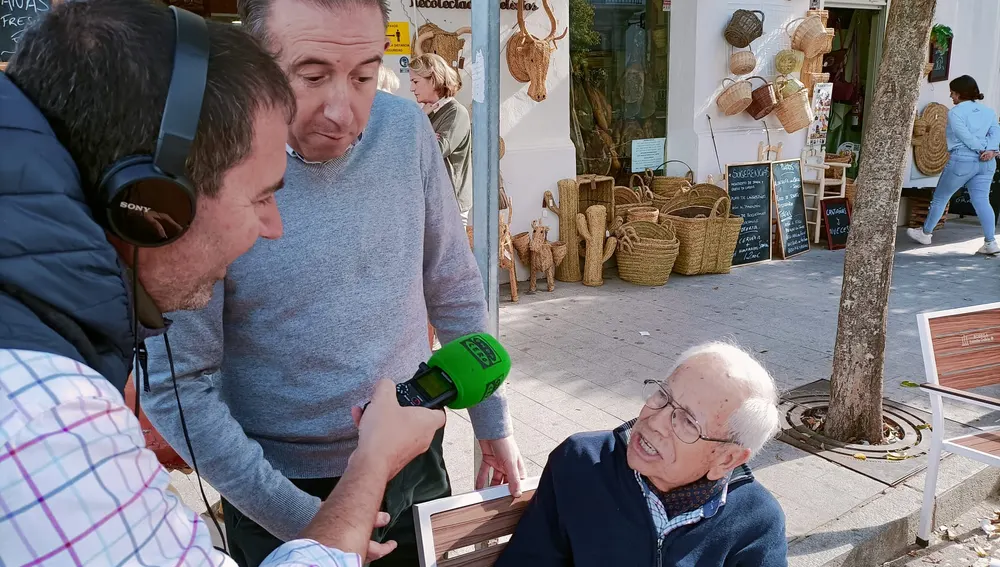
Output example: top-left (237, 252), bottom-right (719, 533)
top-left (131, 247), bottom-right (228, 554)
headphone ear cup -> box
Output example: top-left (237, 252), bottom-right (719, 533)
top-left (99, 156), bottom-right (197, 247)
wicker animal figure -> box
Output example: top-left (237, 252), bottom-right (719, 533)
top-left (527, 220), bottom-right (557, 292)
top-left (577, 205), bottom-right (616, 287)
top-left (506, 0), bottom-right (567, 102)
top-left (499, 205), bottom-right (519, 302)
top-left (414, 23), bottom-right (471, 69)
top-left (544, 179), bottom-right (582, 282)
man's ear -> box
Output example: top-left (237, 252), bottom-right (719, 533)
top-left (706, 445), bottom-right (751, 481)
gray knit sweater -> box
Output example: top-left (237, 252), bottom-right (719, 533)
top-left (140, 91), bottom-right (511, 541)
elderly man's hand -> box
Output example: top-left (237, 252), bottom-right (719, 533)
top-left (476, 436), bottom-right (527, 497)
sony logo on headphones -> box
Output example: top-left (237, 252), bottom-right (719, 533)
top-left (119, 201), bottom-right (152, 213)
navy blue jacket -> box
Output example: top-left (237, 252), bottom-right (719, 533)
top-left (0, 73), bottom-right (134, 393)
top-left (497, 430), bottom-right (788, 567)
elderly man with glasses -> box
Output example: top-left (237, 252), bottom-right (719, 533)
top-left (496, 342), bottom-right (788, 567)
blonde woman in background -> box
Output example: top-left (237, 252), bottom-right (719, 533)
top-left (409, 53), bottom-right (471, 225)
top-left (377, 64), bottom-right (400, 93)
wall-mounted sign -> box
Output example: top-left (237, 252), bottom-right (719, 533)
top-left (386, 21), bottom-right (411, 56)
top-left (408, 0), bottom-right (538, 11)
top-left (630, 138), bottom-right (666, 173)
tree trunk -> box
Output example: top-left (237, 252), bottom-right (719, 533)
top-left (824, 0), bottom-right (936, 444)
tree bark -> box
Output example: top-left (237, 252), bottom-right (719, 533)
top-left (824, 0), bottom-right (937, 444)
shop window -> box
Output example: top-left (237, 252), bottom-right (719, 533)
top-left (570, 0), bottom-right (669, 183)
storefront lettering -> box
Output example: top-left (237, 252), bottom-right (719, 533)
top-left (408, 0), bottom-right (538, 11)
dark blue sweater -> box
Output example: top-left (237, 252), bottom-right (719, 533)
top-left (497, 430), bottom-right (788, 567)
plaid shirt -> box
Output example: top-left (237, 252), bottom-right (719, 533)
top-left (0, 348), bottom-right (362, 567)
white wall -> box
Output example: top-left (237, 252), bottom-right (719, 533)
top-left (904, 0), bottom-right (1000, 188)
top-left (667, 0), bottom-right (814, 184)
top-left (382, 0), bottom-right (575, 282)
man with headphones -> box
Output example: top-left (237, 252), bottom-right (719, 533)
top-left (0, 0), bottom-right (445, 565)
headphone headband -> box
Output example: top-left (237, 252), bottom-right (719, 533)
top-left (154, 6), bottom-right (209, 178)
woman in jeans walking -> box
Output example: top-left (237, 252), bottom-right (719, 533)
top-left (907, 75), bottom-right (1000, 255)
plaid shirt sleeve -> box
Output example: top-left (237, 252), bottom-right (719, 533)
top-left (0, 349), bottom-right (361, 567)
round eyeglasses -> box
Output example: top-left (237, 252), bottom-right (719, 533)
top-left (641, 379), bottom-right (734, 445)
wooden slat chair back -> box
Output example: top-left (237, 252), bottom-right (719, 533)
top-left (415, 477), bottom-right (539, 567)
top-left (916, 302), bottom-right (1000, 548)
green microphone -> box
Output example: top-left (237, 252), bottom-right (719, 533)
top-left (395, 332), bottom-right (511, 409)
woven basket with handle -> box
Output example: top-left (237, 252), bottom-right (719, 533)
top-left (661, 197), bottom-right (743, 275)
top-left (746, 76), bottom-right (778, 120)
top-left (729, 49), bottom-right (756, 75)
top-left (645, 160), bottom-right (694, 198)
top-left (773, 80), bottom-right (813, 134)
top-left (724, 9), bottom-right (765, 48)
top-left (717, 78), bottom-right (753, 116)
top-left (787, 16), bottom-right (827, 59)
top-left (615, 220), bottom-right (680, 286)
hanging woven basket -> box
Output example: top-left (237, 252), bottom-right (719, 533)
top-left (729, 49), bottom-right (757, 75)
top-left (773, 81), bottom-right (814, 134)
top-left (724, 9), bottom-right (765, 49)
top-left (717, 77), bottom-right (753, 116)
top-left (746, 76), bottom-right (778, 120)
top-left (787, 16), bottom-right (827, 59)
top-left (775, 48), bottom-right (805, 74)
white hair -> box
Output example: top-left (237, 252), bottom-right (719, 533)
top-left (668, 341), bottom-right (781, 458)
top-left (377, 65), bottom-right (400, 94)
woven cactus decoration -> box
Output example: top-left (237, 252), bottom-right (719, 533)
top-left (577, 205), bottom-right (616, 287)
top-left (545, 179), bottom-right (582, 282)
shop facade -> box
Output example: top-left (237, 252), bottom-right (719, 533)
top-left (382, 0), bottom-right (1000, 283)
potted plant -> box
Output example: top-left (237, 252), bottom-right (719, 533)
top-left (930, 24), bottom-right (953, 54)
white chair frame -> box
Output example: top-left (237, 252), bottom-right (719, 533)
top-left (415, 477), bottom-right (541, 567)
top-left (916, 301), bottom-right (1000, 547)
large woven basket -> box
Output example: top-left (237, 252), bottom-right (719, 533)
top-left (746, 76), bottom-right (778, 120)
top-left (577, 174), bottom-right (616, 228)
top-left (615, 220), bottom-right (680, 286)
top-left (627, 206), bottom-right (660, 223)
top-left (773, 83), bottom-right (813, 134)
top-left (717, 78), bottom-right (753, 116)
top-left (724, 9), bottom-right (765, 48)
top-left (646, 160), bottom-right (694, 198)
top-left (730, 49), bottom-right (756, 75)
top-left (661, 197), bottom-right (744, 275)
top-left (824, 152), bottom-right (853, 179)
top-left (787, 16), bottom-right (827, 59)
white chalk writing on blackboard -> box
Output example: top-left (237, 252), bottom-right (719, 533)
top-left (1, 0), bottom-right (50, 60)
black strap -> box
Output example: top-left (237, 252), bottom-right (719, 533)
top-left (0, 283), bottom-right (106, 375)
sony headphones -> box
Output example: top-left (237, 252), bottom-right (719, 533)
top-left (96, 6), bottom-right (209, 248)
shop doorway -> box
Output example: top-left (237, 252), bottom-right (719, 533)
top-left (569, 0), bottom-right (669, 183)
top-left (822, 6), bottom-right (885, 179)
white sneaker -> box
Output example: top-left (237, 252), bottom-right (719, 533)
top-left (977, 241), bottom-right (1000, 255)
top-left (906, 227), bottom-right (933, 245)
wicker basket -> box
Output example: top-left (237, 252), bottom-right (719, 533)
top-left (615, 220), bottom-right (680, 286)
top-left (824, 152), bottom-right (853, 179)
top-left (845, 178), bottom-right (857, 209)
top-left (724, 9), bottom-right (765, 48)
top-left (730, 50), bottom-right (757, 75)
top-left (787, 16), bottom-right (827, 59)
top-left (646, 160), bottom-right (694, 198)
top-left (577, 174), bottom-right (616, 228)
top-left (773, 82), bottom-right (813, 134)
top-left (746, 76), bottom-right (778, 120)
top-left (774, 49), bottom-right (805, 74)
top-left (615, 186), bottom-right (643, 206)
top-left (662, 197), bottom-right (744, 275)
top-left (627, 206), bottom-right (660, 223)
top-left (551, 241), bottom-right (568, 266)
top-left (717, 78), bottom-right (753, 116)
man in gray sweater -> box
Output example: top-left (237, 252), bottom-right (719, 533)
top-left (140, 0), bottom-right (523, 565)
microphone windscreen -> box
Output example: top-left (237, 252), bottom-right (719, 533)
top-left (427, 333), bottom-right (511, 409)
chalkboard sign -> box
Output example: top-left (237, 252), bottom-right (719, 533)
top-left (772, 159), bottom-right (810, 258)
top-left (2, 0), bottom-right (51, 63)
top-left (727, 162), bottom-right (772, 266)
top-left (927, 36), bottom-right (952, 84)
top-left (821, 197), bottom-right (851, 250)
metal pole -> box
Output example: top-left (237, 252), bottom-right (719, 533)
top-left (470, 0), bottom-right (500, 337)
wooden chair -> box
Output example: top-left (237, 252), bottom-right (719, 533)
top-left (916, 302), bottom-right (1000, 547)
top-left (415, 478), bottom-right (540, 567)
